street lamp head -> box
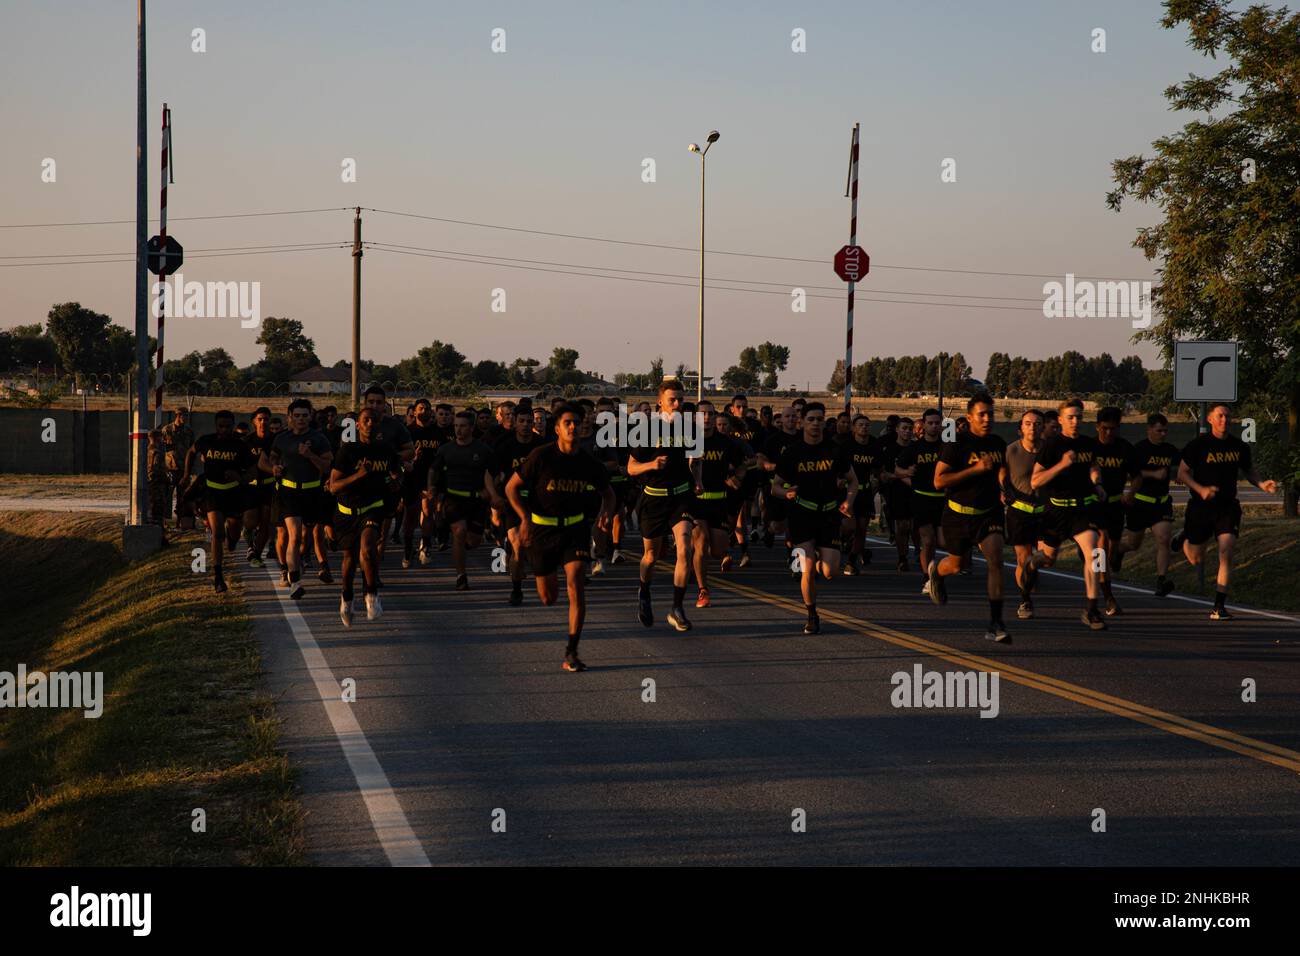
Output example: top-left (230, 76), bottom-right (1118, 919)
top-left (688, 143), bottom-right (701, 153)
top-left (706, 130), bottom-right (720, 144)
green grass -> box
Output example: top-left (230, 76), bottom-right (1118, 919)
top-left (0, 512), bottom-right (303, 865)
top-left (1025, 510), bottom-right (1300, 613)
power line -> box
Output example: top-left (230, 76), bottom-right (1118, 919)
top-left (0, 245), bottom-right (348, 268)
top-left (364, 206), bottom-right (1152, 282)
top-left (0, 207), bottom-right (350, 229)
top-left (366, 245), bottom-right (1048, 311)
top-left (366, 241), bottom-right (1045, 302)
top-left (0, 241), bottom-right (346, 260)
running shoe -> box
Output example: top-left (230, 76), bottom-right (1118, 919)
top-left (508, 585), bottom-right (523, 607)
top-left (214, 572), bottom-right (227, 594)
top-left (1104, 594), bottom-right (1122, 616)
top-left (290, 583), bottom-right (306, 601)
top-left (401, 557), bottom-right (411, 570)
top-left (562, 655), bottom-right (588, 673)
top-left (803, 614), bottom-right (820, 635)
top-left (418, 546), bottom-right (432, 566)
top-left (638, 590), bottom-right (653, 627)
top-left (1209, 607), bottom-right (1233, 621)
top-left (339, 597), bottom-right (353, 628)
top-left (666, 607), bottom-right (692, 632)
top-left (591, 558), bottom-right (606, 576)
top-left (1017, 600), bottom-right (1034, 620)
top-left (248, 556), bottom-right (264, 568)
top-left (720, 555), bottom-right (733, 573)
top-left (1081, 608), bottom-right (1107, 631)
top-left (455, 574), bottom-right (469, 591)
top-left (984, 621), bottom-right (1010, 643)
top-left (610, 550), bottom-right (625, 565)
top-left (317, 567), bottom-right (334, 585)
top-left (843, 557), bottom-right (859, 576)
top-left (279, 569), bottom-right (290, 588)
top-left (926, 560), bottom-right (947, 605)
top-left (737, 553), bottom-right (751, 569)
top-left (921, 579), bottom-right (931, 596)
top-left (1154, 578), bottom-right (1174, 597)
top-left (365, 592), bottom-right (383, 620)
top-left (696, 588), bottom-right (711, 608)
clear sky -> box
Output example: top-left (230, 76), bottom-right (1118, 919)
top-left (0, 0), bottom-right (1214, 386)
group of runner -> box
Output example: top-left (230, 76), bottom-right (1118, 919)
top-left (174, 380), bottom-right (1279, 669)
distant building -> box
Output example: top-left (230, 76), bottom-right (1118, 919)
top-left (290, 365), bottom-right (351, 395)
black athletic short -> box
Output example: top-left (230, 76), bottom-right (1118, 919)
top-left (527, 521), bottom-right (593, 577)
top-left (443, 493), bottom-right (486, 535)
top-left (885, 482), bottom-right (912, 521)
top-left (245, 480), bottom-right (276, 511)
top-left (273, 485), bottom-right (323, 526)
top-left (638, 490), bottom-right (693, 539)
top-left (1125, 494), bottom-right (1174, 532)
top-left (911, 492), bottom-right (944, 529)
top-left (786, 501), bottom-right (842, 551)
top-left (1184, 496), bottom-right (1242, 545)
top-left (853, 487), bottom-right (876, 519)
top-left (1098, 500), bottom-right (1126, 540)
top-left (331, 500), bottom-right (384, 551)
top-left (1004, 502), bottom-right (1042, 547)
top-left (1040, 501), bottom-right (1100, 549)
top-left (765, 486), bottom-right (788, 524)
top-left (691, 494), bottom-right (728, 529)
top-left (608, 477), bottom-right (632, 508)
top-left (202, 483), bottom-right (246, 518)
top-left (941, 504), bottom-right (1005, 556)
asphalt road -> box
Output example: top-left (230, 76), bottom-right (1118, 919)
top-left (241, 526), bottom-right (1300, 867)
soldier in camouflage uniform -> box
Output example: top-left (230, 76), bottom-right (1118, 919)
top-left (146, 429), bottom-right (170, 526)
top-left (161, 407), bottom-right (195, 523)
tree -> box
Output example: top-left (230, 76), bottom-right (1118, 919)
top-left (725, 365), bottom-right (759, 391)
top-left (256, 316), bottom-right (318, 378)
top-left (46, 302), bottom-right (116, 376)
top-left (649, 356), bottom-right (664, 387)
top-left (549, 347), bottom-right (579, 373)
top-left (507, 357), bottom-right (540, 386)
top-left (755, 342), bottom-right (791, 389)
top-left (1107, 0), bottom-right (1300, 515)
top-left (738, 347), bottom-right (760, 379)
top-left (473, 359), bottom-right (509, 386)
top-left (985, 352), bottom-right (1011, 396)
top-left (201, 347), bottom-right (236, 375)
top-left (412, 341), bottom-right (466, 386)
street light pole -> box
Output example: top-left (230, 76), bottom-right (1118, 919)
top-left (689, 131), bottom-right (719, 404)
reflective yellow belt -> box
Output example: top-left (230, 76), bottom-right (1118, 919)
top-left (610, 474), bottom-right (628, 482)
top-left (644, 482), bottom-right (691, 497)
top-left (947, 500), bottom-right (991, 516)
top-left (913, 489), bottom-right (944, 497)
top-left (249, 475), bottom-right (276, 486)
top-left (279, 478), bottom-right (321, 490)
top-left (531, 512), bottom-right (585, 527)
top-left (795, 497), bottom-right (838, 512)
top-left (697, 490), bottom-right (726, 500)
top-left (1133, 492), bottom-right (1169, 504)
top-left (205, 479), bottom-right (239, 490)
top-left (337, 499), bottom-right (384, 515)
top-left (1010, 499), bottom-right (1044, 514)
top-left (446, 487), bottom-right (473, 498)
top-left (1049, 495), bottom-right (1098, 507)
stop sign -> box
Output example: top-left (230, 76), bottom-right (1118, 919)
top-left (147, 235), bottom-right (183, 275)
top-left (833, 244), bottom-right (869, 283)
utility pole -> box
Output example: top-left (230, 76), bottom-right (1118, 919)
top-left (127, 0), bottom-right (154, 550)
top-left (351, 207), bottom-right (362, 411)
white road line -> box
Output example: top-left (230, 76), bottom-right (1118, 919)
top-left (862, 535), bottom-right (1300, 625)
top-left (264, 567), bottom-right (431, 867)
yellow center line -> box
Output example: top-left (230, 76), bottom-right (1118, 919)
top-left (693, 568), bottom-right (1300, 775)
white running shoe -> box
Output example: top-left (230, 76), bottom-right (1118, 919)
top-left (365, 593), bottom-right (383, 620)
top-left (921, 580), bottom-right (931, 596)
top-left (339, 597), bottom-right (353, 627)
top-left (591, 558), bottom-right (606, 576)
